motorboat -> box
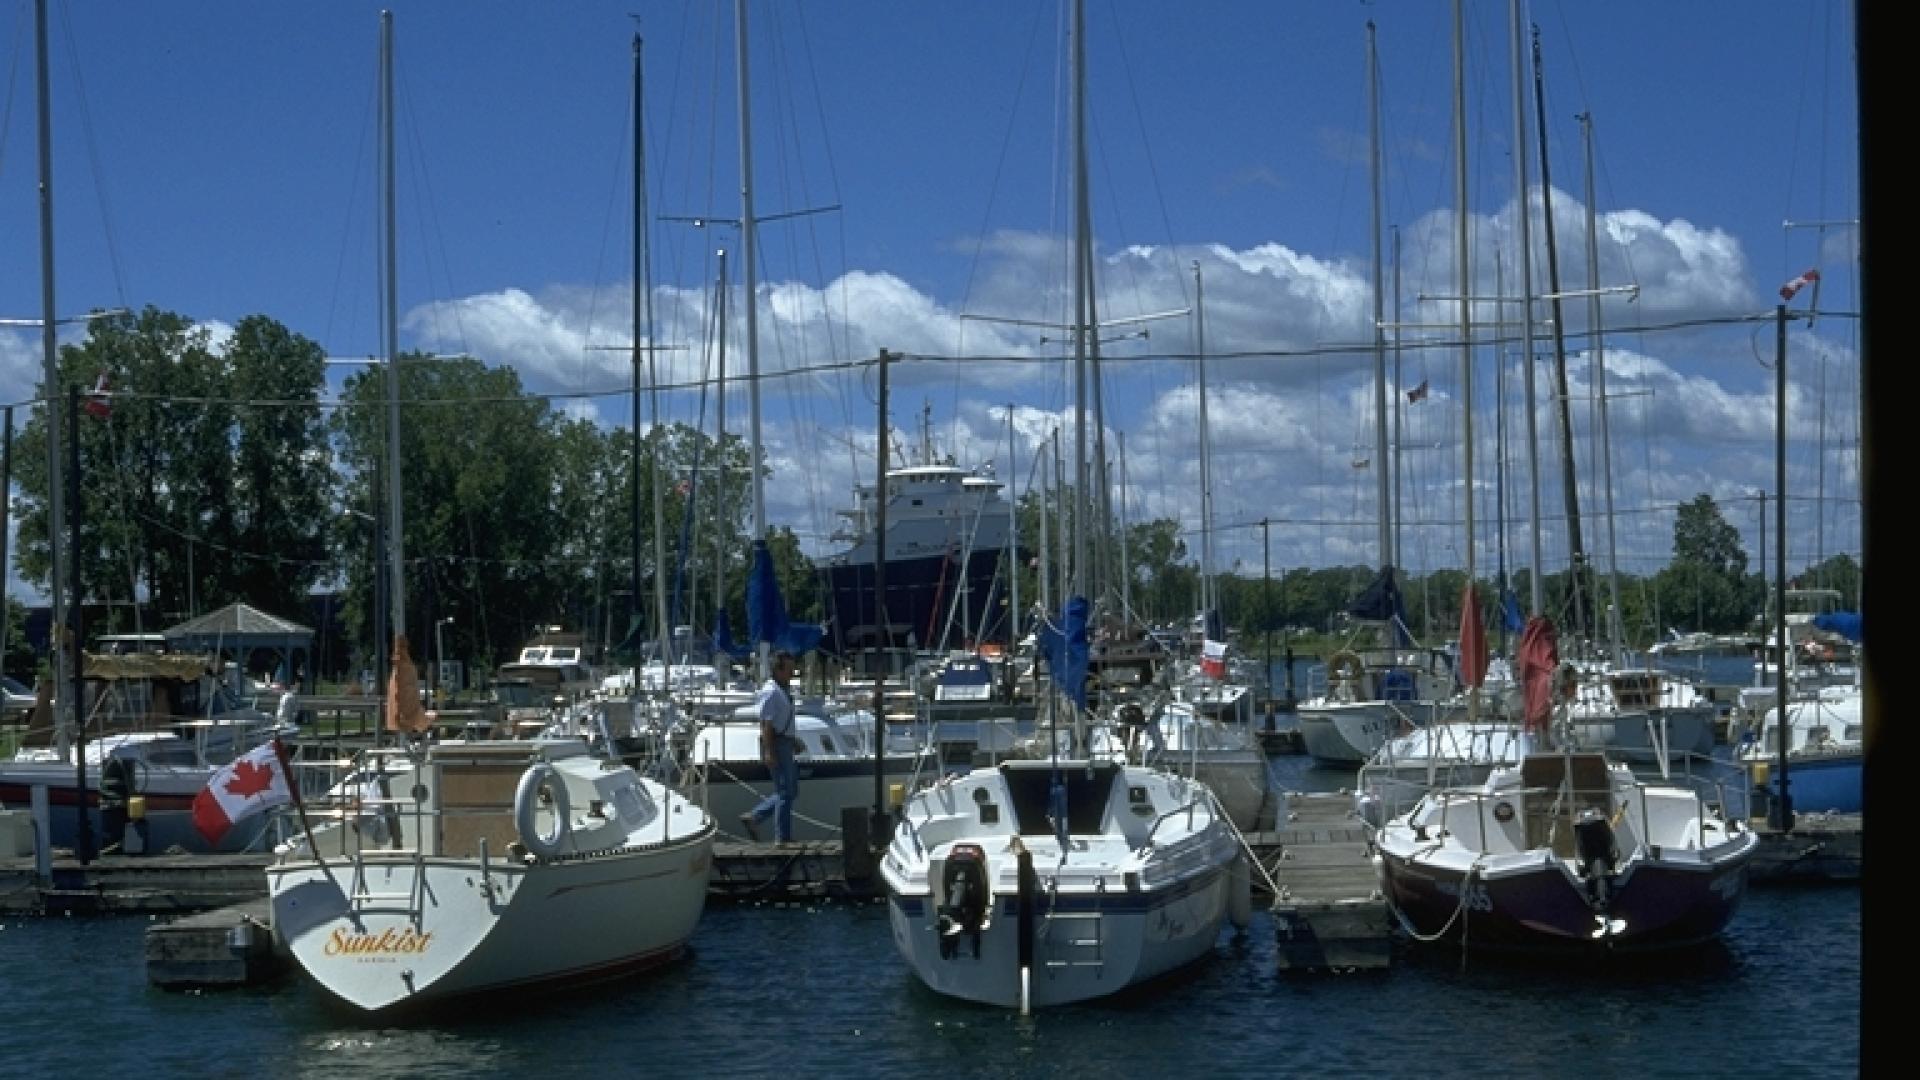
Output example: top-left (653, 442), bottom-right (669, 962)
top-left (1564, 665), bottom-right (1717, 765)
top-left (882, 757), bottom-right (1246, 1009)
top-left (1295, 645), bottom-right (1461, 766)
top-left (267, 737), bottom-right (712, 1012)
top-left (1739, 683), bottom-right (1862, 815)
top-left (669, 696), bottom-right (938, 843)
top-left (0, 652), bottom-right (293, 853)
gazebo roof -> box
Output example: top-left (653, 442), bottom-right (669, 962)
top-left (165, 602), bottom-right (313, 646)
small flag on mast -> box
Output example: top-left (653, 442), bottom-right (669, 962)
top-left (83, 371), bottom-right (112, 419)
top-left (1779, 267), bottom-right (1820, 302)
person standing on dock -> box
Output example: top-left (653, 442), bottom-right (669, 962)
top-left (741, 651), bottom-right (800, 844)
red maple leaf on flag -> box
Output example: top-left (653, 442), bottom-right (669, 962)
top-left (223, 757), bottom-right (277, 799)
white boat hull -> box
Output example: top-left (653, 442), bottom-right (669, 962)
top-left (1296, 700), bottom-right (1455, 765)
top-left (268, 739), bottom-right (713, 1013)
top-left (269, 835), bottom-right (711, 1012)
top-left (881, 760), bottom-right (1238, 1008)
top-left (887, 862), bottom-right (1229, 1008)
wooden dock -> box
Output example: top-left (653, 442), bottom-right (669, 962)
top-left (1241, 791), bottom-right (1392, 972)
top-left (145, 898), bottom-right (287, 989)
top-left (1750, 811), bottom-right (1862, 882)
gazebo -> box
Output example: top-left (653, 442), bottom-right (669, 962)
top-left (164, 602), bottom-right (315, 693)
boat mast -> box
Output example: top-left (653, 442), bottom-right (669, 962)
top-left (634, 31), bottom-right (672, 670)
top-left (734, 0), bottom-right (768, 678)
top-left (1455, 0), bottom-right (1477, 724)
top-left (735, 0), bottom-right (766, 549)
top-left (1193, 261), bottom-right (1214, 617)
top-left (380, 10), bottom-right (407, 668)
top-left (1006, 404), bottom-right (1020, 643)
top-left (1367, 22), bottom-right (1392, 574)
top-left (712, 250), bottom-right (731, 672)
top-left (33, 0), bottom-right (68, 755)
top-left (1509, 0), bottom-right (1544, 617)
top-left (1068, 0), bottom-right (1090, 603)
top-left (1530, 26), bottom-right (1588, 643)
top-left (1581, 113), bottom-right (1625, 665)
top-left (1117, 430), bottom-right (1133, 622)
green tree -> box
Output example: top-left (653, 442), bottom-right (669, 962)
top-left (10, 307), bottom-right (331, 633)
top-left (1654, 494), bottom-right (1752, 633)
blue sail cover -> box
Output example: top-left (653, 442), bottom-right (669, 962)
top-left (711, 610), bottom-right (751, 660)
top-left (1348, 565), bottom-right (1411, 646)
top-left (1501, 589), bottom-right (1526, 634)
top-left (1812, 612), bottom-right (1863, 643)
top-left (746, 539), bottom-right (826, 656)
top-left (1036, 596), bottom-right (1091, 711)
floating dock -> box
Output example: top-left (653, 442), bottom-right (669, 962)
top-left (1242, 791), bottom-right (1392, 971)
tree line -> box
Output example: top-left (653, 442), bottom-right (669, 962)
top-left (2, 307), bottom-right (1861, 681)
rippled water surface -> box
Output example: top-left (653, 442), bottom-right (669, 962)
top-left (0, 876), bottom-right (1859, 1079)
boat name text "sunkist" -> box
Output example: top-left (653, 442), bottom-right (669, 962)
top-left (324, 926), bottom-right (434, 956)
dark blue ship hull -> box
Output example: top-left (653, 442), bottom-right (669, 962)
top-left (820, 547), bottom-right (1010, 653)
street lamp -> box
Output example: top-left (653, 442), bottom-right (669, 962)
top-left (435, 616), bottom-right (455, 702)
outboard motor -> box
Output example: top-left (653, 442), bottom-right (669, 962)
top-left (937, 843), bottom-right (991, 960)
top-left (1573, 806), bottom-right (1619, 915)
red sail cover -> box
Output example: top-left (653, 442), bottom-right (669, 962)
top-left (1516, 615), bottom-right (1560, 732)
top-left (1457, 584), bottom-right (1488, 689)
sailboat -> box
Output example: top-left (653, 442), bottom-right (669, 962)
top-left (1371, 6), bottom-right (1756, 954)
top-left (1374, 618), bottom-right (1757, 952)
top-left (882, 1), bottom-right (1242, 1011)
top-left (266, 18), bottom-right (713, 1013)
top-left (1295, 27), bottom-right (1461, 768)
top-left (655, 0), bottom-right (936, 843)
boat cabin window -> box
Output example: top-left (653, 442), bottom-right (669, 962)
top-left (998, 763), bottom-right (1120, 836)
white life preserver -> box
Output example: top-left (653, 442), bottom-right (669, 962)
top-left (514, 762), bottom-right (571, 859)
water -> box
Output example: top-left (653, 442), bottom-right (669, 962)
top-left (0, 881), bottom-right (1860, 1078)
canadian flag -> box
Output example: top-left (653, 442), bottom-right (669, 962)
top-left (191, 738), bottom-right (297, 846)
top-left (1200, 639), bottom-right (1228, 680)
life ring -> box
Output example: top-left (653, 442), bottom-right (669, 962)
top-left (1327, 651), bottom-right (1364, 684)
top-left (513, 762), bottom-right (571, 859)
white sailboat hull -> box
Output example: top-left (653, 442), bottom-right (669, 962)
top-left (269, 835), bottom-right (711, 1012)
top-left (268, 739), bottom-right (713, 1013)
top-left (881, 760), bottom-right (1238, 1009)
top-left (886, 865), bottom-right (1229, 1008)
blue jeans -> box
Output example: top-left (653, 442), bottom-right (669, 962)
top-left (749, 753), bottom-right (799, 842)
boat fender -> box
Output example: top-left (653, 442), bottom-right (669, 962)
top-left (1327, 651), bottom-right (1363, 684)
top-left (1229, 854), bottom-right (1252, 931)
top-left (514, 763), bottom-right (571, 860)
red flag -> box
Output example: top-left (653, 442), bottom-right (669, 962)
top-left (1457, 583), bottom-right (1487, 689)
top-left (1405, 379), bottom-right (1429, 404)
top-left (83, 371), bottom-right (112, 419)
top-left (1200, 639), bottom-right (1228, 680)
top-left (1516, 616), bottom-right (1560, 733)
top-left (191, 738), bottom-right (296, 845)
top-left (1779, 267), bottom-right (1820, 302)
top-left (386, 634), bottom-right (432, 734)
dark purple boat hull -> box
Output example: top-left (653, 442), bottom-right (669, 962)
top-left (1378, 845), bottom-right (1756, 952)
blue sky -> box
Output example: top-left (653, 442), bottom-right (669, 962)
top-left (1, 1), bottom-right (1861, 617)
